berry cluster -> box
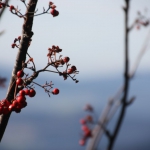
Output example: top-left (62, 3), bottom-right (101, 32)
top-left (6, 36), bottom-right (78, 114)
top-left (0, 68), bottom-right (60, 115)
top-left (79, 104), bottom-right (94, 146)
top-left (49, 2), bottom-right (59, 17)
top-left (132, 10), bottom-right (150, 30)
top-left (47, 45), bottom-right (79, 82)
top-left (0, 1), bottom-right (59, 18)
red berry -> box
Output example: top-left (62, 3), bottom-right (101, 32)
top-left (29, 89), bottom-right (36, 97)
top-left (9, 104), bottom-right (15, 112)
top-left (71, 66), bottom-right (77, 71)
top-left (9, 5), bottom-right (14, 11)
top-left (17, 70), bottom-right (24, 78)
top-left (84, 129), bottom-right (92, 137)
top-left (12, 100), bottom-right (18, 107)
top-left (52, 88), bottom-right (59, 95)
top-left (50, 9), bottom-right (59, 17)
top-left (16, 78), bottom-right (23, 85)
top-left (21, 101), bottom-right (27, 108)
top-left (24, 89), bottom-right (30, 95)
top-left (67, 68), bottom-right (73, 74)
top-left (80, 119), bottom-right (86, 125)
top-left (19, 90), bottom-right (25, 96)
top-left (3, 106), bottom-right (9, 114)
top-left (81, 125), bottom-right (89, 132)
top-left (15, 108), bottom-right (21, 113)
top-left (79, 139), bottom-right (85, 146)
top-left (0, 99), bottom-right (10, 107)
top-left (11, 43), bottom-right (16, 48)
top-left (63, 57), bottom-right (70, 63)
top-left (16, 96), bottom-right (26, 103)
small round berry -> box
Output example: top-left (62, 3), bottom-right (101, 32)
top-left (29, 89), bottom-right (36, 97)
top-left (0, 106), bottom-right (4, 115)
top-left (24, 89), bottom-right (30, 95)
top-left (63, 57), bottom-right (70, 63)
top-left (67, 68), bottom-right (73, 74)
top-left (3, 107), bottom-right (9, 115)
top-left (0, 99), bottom-right (10, 107)
top-left (17, 70), bottom-right (24, 78)
top-left (49, 2), bottom-right (54, 6)
top-left (18, 36), bottom-right (21, 40)
top-left (71, 66), bottom-right (77, 71)
top-left (9, 104), bottom-right (15, 112)
top-left (11, 43), bottom-right (16, 48)
top-left (80, 119), bottom-right (86, 125)
top-left (21, 101), bottom-right (27, 108)
top-left (19, 90), bottom-right (25, 96)
top-left (50, 9), bottom-right (59, 17)
top-left (79, 139), bottom-right (85, 146)
top-left (9, 5), bottom-right (14, 11)
top-left (12, 100), bottom-right (18, 107)
top-left (16, 96), bottom-right (26, 103)
top-left (16, 78), bottom-right (23, 85)
top-left (52, 88), bottom-right (59, 95)
top-left (15, 108), bottom-right (21, 113)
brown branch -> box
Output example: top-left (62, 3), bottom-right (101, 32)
top-left (107, 1), bottom-right (130, 149)
top-left (0, 0), bottom-right (38, 142)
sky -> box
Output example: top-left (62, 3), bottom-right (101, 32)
top-left (0, 0), bottom-right (150, 80)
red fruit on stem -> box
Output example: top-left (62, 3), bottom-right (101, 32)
top-left (50, 9), bottom-right (59, 17)
top-left (16, 78), bottom-right (23, 85)
top-left (15, 108), bottom-right (21, 113)
top-left (71, 66), bottom-right (77, 71)
top-left (17, 70), bottom-right (24, 78)
top-left (19, 90), bottom-right (25, 96)
top-left (11, 43), bottom-right (16, 48)
top-left (84, 129), bottom-right (92, 137)
top-left (24, 89), bottom-right (30, 95)
top-left (63, 57), bottom-right (70, 63)
top-left (9, 5), bottom-right (14, 11)
top-left (3, 106), bottom-right (9, 114)
top-left (49, 2), bottom-right (53, 5)
top-left (18, 36), bottom-right (21, 40)
top-left (16, 96), bottom-right (25, 103)
top-left (79, 139), bottom-right (86, 146)
top-left (12, 100), bottom-right (18, 107)
top-left (81, 125), bottom-right (89, 132)
top-left (9, 104), bottom-right (15, 112)
top-left (80, 119), bottom-right (86, 125)
top-left (52, 88), bottom-right (59, 95)
top-left (67, 68), bottom-right (73, 74)
top-left (0, 99), bottom-right (10, 107)
top-left (21, 101), bottom-right (27, 108)
top-left (29, 89), bottom-right (36, 97)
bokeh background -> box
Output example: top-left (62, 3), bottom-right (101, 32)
top-left (0, 0), bottom-right (150, 150)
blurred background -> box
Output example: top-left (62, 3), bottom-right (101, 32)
top-left (0, 0), bottom-right (150, 150)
